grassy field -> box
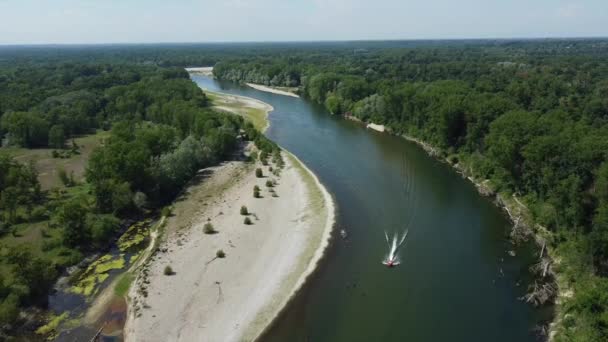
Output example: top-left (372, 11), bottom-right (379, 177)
top-left (0, 132), bottom-right (106, 281)
top-left (2, 130), bottom-right (110, 190)
top-left (0, 183), bottom-right (93, 277)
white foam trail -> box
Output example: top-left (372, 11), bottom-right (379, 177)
top-left (384, 230), bottom-right (408, 264)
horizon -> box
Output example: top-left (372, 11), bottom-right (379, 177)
top-left (1, 0), bottom-right (607, 45)
top-left (1, 36), bottom-right (608, 48)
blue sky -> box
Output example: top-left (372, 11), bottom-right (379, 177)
top-left (0, 0), bottom-right (606, 44)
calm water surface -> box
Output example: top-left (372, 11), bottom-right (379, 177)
top-left (192, 75), bottom-right (545, 342)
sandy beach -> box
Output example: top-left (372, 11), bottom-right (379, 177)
top-left (207, 91), bottom-right (274, 132)
top-left (246, 83), bottom-right (300, 98)
top-left (186, 67), bottom-right (214, 76)
top-left (124, 151), bottom-right (334, 342)
top-left (124, 80), bottom-right (335, 341)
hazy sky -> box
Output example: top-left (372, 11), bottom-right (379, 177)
top-left (0, 0), bottom-right (607, 44)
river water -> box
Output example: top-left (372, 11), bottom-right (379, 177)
top-left (191, 75), bottom-right (546, 342)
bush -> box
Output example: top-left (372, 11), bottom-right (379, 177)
top-left (164, 265), bottom-right (173, 275)
top-left (255, 168), bottom-right (263, 178)
top-left (240, 206), bottom-right (248, 215)
top-left (216, 249), bottom-right (226, 258)
top-left (40, 228), bottom-right (50, 238)
top-left (57, 167), bottom-right (74, 187)
top-left (49, 124), bottom-right (65, 149)
top-left (260, 150), bottom-right (268, 162)
top-left (161, 206), bottom-right (172, 217)
top-left (88, 214), bottom-right (120, 247)
top-left (0, 294), bottom-right (20, 325)
top-left (244, 217), bottom-right (252, 225)
top-left (133, 192), bottom-right (148, 210)
top-left (30, 206), bottom-right (49, 221)
top-left (265, 180), bottom-right (273, 188)
top-left (203, 222), bottom-right (217, 234)
top-left (253, 185), bottom-right (261, 198)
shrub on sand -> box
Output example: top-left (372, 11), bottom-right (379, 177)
top-left (203, 223), bottom-right (216, 234)
top-left (164, 265), bottom-right (174, 275)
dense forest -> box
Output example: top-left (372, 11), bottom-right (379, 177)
top-left (0, 54), bottom-right (277, 337)
top-left (1, 40), bottom-right (608, 340)
top-left (211, 39), bottom-right (608, 341)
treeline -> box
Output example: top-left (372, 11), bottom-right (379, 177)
top-left (212, 40), bottom-right (608, 340)
top-left (0, 60), bottom-right (276, 333)
top-left (0, 64), bottom-right (192, 148)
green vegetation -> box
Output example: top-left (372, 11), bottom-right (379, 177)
top-left (163, 265), bottom-right (174, 276)
top-left (0, 53), bottom-right (282, 337)
top-left (35, 311), bottom-right (69, 338)
top-left (114, 272), bottom-right (135, 297)
top-left (69, 253), bottom-right (126, 297)
top-left (265, 180), bottom-right (273, 188)
top-left (206, 91), bottom-right (268, 131)
top-left (244, 217), bottom-right (253, 225)
top-left (117, 220), bottom-right (152, 252)
top-left (203, 222), bottom-right (217, 234)
top-left (240, 205), bottom-right (249, 215)
top-left (57, 167), bottom-right (75, 187)
top-left (255, 168), bottom-right (263, 178)
top-left (216, 249), bottom-right (226, 258)
top-left (161, 206), bottom-right (172, 217)
top-left (212, 40), bottom-right (608, 339)
top-left (5, 40), bottom-right (605, 338)
top-left (253, 185), bottom-right (261, 198)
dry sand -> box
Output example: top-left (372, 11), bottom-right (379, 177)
top-left (366, 123), bottom-right (386, 132)
top-left (186, 67), bottom-right (214, 76)
top-left (246, 83), bottom-right (300, 98)
top-left (208, 91), bottom-right (274, 132)
top-left (124, 150), bottom-right (335, 341)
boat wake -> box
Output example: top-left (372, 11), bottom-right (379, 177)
top-left (382, 230), bottom-right (408, 267)
top-left (382, 153), bottom-right (415, 268)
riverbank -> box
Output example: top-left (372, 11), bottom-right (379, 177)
top-left (185, 66), bottom-right (213, 76)
top-left (246, 83), bottom-right (300, 98)
top-left (346, 113), bottom-right (558, 339)
top-left (206, 90), bottom-right (273, 132)
top-left (124, 74), bottom-right (335, 341)
top-left (124, 148), bottom-right (334, 341)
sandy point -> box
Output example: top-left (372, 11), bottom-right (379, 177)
top-left (124, 149), bottom-right (335, 342)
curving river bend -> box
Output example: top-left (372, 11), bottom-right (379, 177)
top-left (191, 75), bottom-right (547, 342)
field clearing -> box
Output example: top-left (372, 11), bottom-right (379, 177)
top-left (1, 130), bottom-right (109, 190)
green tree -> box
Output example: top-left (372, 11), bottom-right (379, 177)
top-left (87, 214), bottom-right (120, 246)
top-left (48, 124), bottom-right (65, 148)
top-left (56, 197), bottom-right (90, 248)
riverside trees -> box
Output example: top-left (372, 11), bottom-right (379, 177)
top-left (0, 59), bottom-right (246, 333)
top-left (211, 39), bottom-right (608, 340)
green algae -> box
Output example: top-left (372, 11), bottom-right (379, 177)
top-left (114, 272), bottom-right (134, 297)
top-left (70, 253), bottom-right (126, 297)
top-left (36, 311), bottom-right (69, 339)
top-left (117, 219), bottom-right (151, 252)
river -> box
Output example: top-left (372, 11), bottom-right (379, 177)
top-left (191, 75), bottom-right (547, 342)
